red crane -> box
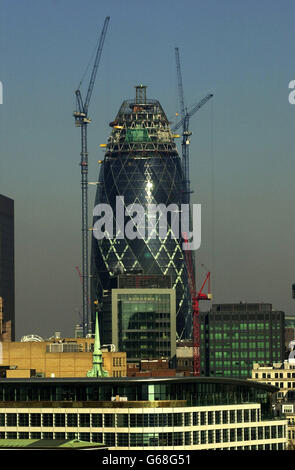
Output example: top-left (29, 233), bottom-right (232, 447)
top-left (183, 237), bottom-right (212, 376)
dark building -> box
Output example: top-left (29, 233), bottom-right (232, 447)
top-left (91, 86), bottom-right (191, 339)
top-left (200, 303), bottom-right (285, 379)
top-left (0, 195), bottom-right (14, 340)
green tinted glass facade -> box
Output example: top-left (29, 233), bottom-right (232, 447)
top-left (112, 289), bottom-right (176, 361)
top-left (200, 303), bottom-right (285, 379)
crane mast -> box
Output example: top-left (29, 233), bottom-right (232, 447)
top-left (183, 236), bottom-right (212, 376)
top-left (173, 47), bottom-right (213, 205)
top-left (73, 16), bottom-right (110, 337)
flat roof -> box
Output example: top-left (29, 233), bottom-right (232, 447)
top-left (0, 376), bottom-right (278, 393)
top-left (0, 439), bottom-right (107, 449)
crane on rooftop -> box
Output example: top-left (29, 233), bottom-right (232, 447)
top-left (73, 16), bottom-right (110, 337)
top-left (173, 47), bottom-right (213, 205)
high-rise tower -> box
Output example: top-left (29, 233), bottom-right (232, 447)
top-left (0, 195), bottom-right (14, 341)
top-left (91, 86), bottom-right (191, 339)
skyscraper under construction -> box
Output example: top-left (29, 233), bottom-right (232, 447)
top-left (91, 86), bottom-right (192, 340)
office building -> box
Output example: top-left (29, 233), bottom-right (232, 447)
top-left (99, 274), bottom-right (176, 362)
top-left (0, 195), bottom-right (14, 340)
top-left (0, 376), bottom-right (288, 450)
top-left (0, 338), bottom-right (127, 378)
top-left (91, 86), bottom-right (191, 340)
top-left (200, 303), bottom-right (285, 378)
top-left (250, 361), bottom-right (295, 401)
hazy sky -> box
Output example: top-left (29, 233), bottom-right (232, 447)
top-left (0, 0), bottom-right (294, 339)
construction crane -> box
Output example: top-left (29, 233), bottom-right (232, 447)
top-left (73, 16), bottom-right (110, 337)
top-left (183, 236), bottom-right (212, 376)
top-left (173, 47), bottom-right (213, 205)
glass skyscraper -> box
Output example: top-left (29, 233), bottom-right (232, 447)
top-left (91, 86), bottom-right (191, 339)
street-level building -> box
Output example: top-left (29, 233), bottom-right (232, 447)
top-left (0, 376), bottom-right (288, 450)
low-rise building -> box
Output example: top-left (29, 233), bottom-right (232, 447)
top-left (0, 376), bottom-right (288, 450)
top-left (250, 362), bottom-right (295, 401)
top-left (0, 339), bottom-right (127, 378)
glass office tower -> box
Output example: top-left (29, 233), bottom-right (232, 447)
top-left (91, 86), bottom-right (191, 339)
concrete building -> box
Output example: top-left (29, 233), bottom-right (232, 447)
top-left (200, 303), bottom-right (285, 378)
top-left (0, 195), bottom-right (14, 340)
top-left (250, 361), bottom-right (295, 401)
top-left (0, 376), bottom-right (288, 450)
top-left (278, 403), bottom-right (295, 449)
top-left (0, 338), bottom-right (127, 378)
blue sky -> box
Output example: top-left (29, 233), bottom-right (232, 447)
top-left (0, 0), bottom-right (295, 338)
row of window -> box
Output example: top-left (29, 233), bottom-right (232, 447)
top-left (201, 324), bottom-right (281, 331)
top-left (0, 427), bottom-right (285, 447)
top-left (256, 372), bottom-right (295, 379)
top-left (210, 333), bottom-right (280, 340)
top-left (0, 409), bottom-right (260, 428)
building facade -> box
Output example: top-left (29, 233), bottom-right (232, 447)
top-left (0, 195), bottom-right (14, 341)
top-left (0, 339), bottom-right (127, 378)
top-left (200, 303), bottom-right (285, 378)
top-left (0, 377), bottom-right (288, 450)
top-left (250, 361), bottom-right (295, 401)
top-left (111, 288), bottom-right (176, 362)
top-left (91, 86), bottom-right (191, 340)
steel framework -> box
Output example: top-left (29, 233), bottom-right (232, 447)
top-left (73, 16), bottom-right (110, 336)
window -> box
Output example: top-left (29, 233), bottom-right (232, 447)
top-left (244, 410), bottom-right (250, 422)
top-left (208, 412), bottom-right (213, 425)
top-left (200, 412), bottom-right (206, 425)
top-left (237, 410), bottom-right (243, 423)
top-left (7, 414), bottom-right (17, 426)
top-left (184, 413), bottom-right (191, 426)
top-left (92, 432), bottom-right (103, 443)
top-left (193, 431), bottom-right (199, 445)
top-left (117, 433), bottom-right (129, 447)
top-left (55, 414), bottom-right (65, 427)
top-left (222, 411), bottom-right (228, 424)
top-left (215, 430), bottom-right (221, 443)
top-left (230, 410), bottom-right (235, 423)
top-left (222, 429), bottom-right (228, 442)
top-left (215, 411), bottom-right (221, 425)
top-left (43, 414), bottom-right (53, 427)
top-left (208, 430), bottom-right (214, 443)
top-left (104, 433), bottom-right (116, 447)
top-left (104, 414), bottom-right (115, 427)
top-left (67, 414), bottom-right (78, 427)
top-left (79, 432), bottom-right (90, 442)
top-left (31, 414), bottom-right (41, 427)
top-left (230, 429), bottom-right (235, 442)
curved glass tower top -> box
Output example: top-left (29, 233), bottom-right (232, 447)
top-left (91, 86), bottom-right (192, 340)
